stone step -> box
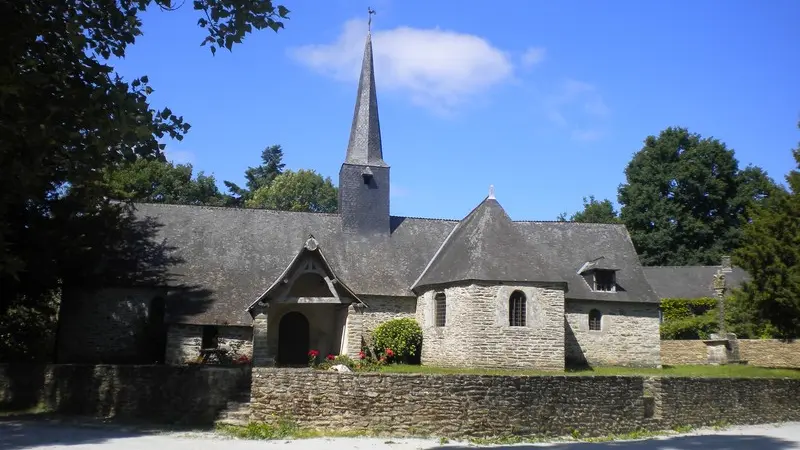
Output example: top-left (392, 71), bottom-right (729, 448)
top-left (225, 401), bottom-right (251, 413)
top-left (215, 417), bottom-right (249, 427)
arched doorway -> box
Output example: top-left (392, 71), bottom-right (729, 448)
top-left (278, 311), bottom-right (310, 366)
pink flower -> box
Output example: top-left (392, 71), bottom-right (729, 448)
top-left (385, 348), bottom-right (394, 357)
top-left (326, 354), bottom-right (335, 361)
top-left (308, 350), bottom-right (319, 358)
top-left (358, 351), bottom-right (366, 360)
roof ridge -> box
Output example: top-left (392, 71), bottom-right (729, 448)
top-left (129, 201), bottom-right (340, 215)
top-left (393, 215), bottom-right (460, 222)
top-left (514, 220), bottom-right (627, 225)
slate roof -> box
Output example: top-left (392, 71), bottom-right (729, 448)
top-left (643, 266), bottom-right (750, 299)
top-left (413, 196), bottom-right (565, 290)
top-left (131, 200), bottom-right (661, 325)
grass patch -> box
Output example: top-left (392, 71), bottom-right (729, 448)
top-left (377, 364), bottom-right (800, 378)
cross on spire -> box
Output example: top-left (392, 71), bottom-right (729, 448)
top-left (488, 185), bottom-right (496, 200)
top-left (368, 7), bottom-right (376, 31)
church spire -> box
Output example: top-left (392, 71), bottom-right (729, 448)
top-left (344, 13), bottom-right (387, 167)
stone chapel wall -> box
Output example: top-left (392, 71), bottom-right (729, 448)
top-left (56, 287), bottom-right (165, 364)
top-left (565, 299), bottom-right (661, 367)
top-left (417, 283), bottom-right (565, 370)
top-left (165, 324), bottom-right (252, 365)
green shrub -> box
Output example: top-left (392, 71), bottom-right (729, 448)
top-left (371, 318), bottom-right (422, 363)
top-left (661, 297), bottom-right (717, 322)
top-left (660, 311), bottom-right (719, 339)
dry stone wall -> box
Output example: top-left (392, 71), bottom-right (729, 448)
top-left (417, 283), bottom-right (565, 370)
top-left (251, 369), bottom-right (646, 437)
top-left (660, 339), bottom-right (800, 368)
top-left (250, 368), bottom-right (800, 438)
top-left (0, 364), bottom-right (250, 425)
top-left (565, 299), bottom-right (661, 367)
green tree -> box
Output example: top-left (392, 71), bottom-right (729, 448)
top-left (558, 196), bottom-right (620, 223)
top-left (732, 124), bottom-right (800, 338)
top-left (0, 0), bottom-right (289, 361)
top-left (246, 169), bottom-right (338, 212)
top-left (224, 145), bottom-right (285, 205)
top-left (618, 127), bottom-right (778, 266)
top-left (105, 159), bottom-right (227, 206)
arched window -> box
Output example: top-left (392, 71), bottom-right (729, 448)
top-left (434, 292), bottom-right (446, 327)
top-left (509, 290), bottom-right (526, 326)
top-left (589, 309), bottom-right (602, 331)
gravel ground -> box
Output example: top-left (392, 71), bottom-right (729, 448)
top-left (1, 420), bottom-right (800, 449)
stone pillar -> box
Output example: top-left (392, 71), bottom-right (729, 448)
top-left (713, 269), bottom-right (727, 334)
top-left (344, 304), bottom-right (364, 356)
top-left (252, 310), bottom-right (274, 366)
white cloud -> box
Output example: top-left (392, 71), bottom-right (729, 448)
top-left (544, 79), bottom-right (610, 141)
top-left (520, 47), bottom-right (546, 68)
top-left (164, 149), bottom-right (195, 165)
top-left (290, 19), bottom-right (514, 111)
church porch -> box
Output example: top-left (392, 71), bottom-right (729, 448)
top-left (248, 236), bottom-right (365, 367)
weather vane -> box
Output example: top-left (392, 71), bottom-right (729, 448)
top-left (368, 7), bottom-right (376, 31)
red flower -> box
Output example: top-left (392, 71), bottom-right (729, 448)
top-left (385, 348), bottom-right (394, 357)
top-left (308, 350), bottom-right (319, 358)
top-left (358, 351), bottom-right (366, 360)
top-left (326, 354), bottom-right (335, 361)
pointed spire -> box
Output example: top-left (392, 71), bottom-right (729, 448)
top-left (344, 16), bottom-right (387, 167)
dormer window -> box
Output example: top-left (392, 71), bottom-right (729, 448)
top-left (594, 270), bottom-right (616, 292)
top-left (578, 257), bottom-right (619, 293)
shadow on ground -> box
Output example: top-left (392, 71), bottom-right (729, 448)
top-left (0, 415), bottom-right (209, 450)
top-left (436, 433), bottom-right (797, 449)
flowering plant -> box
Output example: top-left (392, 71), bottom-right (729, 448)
top-left (326, 354), bottom-right (336, 361)
top-left (307, 349), bottom-right (320, 367)
top-left (236, 354), bottom-right (251, 365)
top-left (358, 350), bottom-right (366, 360)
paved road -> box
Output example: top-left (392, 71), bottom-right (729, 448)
top-left (1, 420), bottom-right (799, 449)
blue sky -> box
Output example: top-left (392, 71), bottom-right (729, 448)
top-left (114, 0), bottom-right (800, 221)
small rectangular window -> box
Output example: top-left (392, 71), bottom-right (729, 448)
top-left (201, 326), bottom-right (219, 349)
top-left (435, 293), bottom-right (446, 327)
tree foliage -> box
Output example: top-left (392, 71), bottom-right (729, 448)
top-left (0, 0), bottom-right (288, 361)
top-left (732, 123), bottom-right (800, 338)
top-left (618, 127), bottom-right (778, 266)
top-left (105, 159), bottom-right (227, 206)
top-left (246, 169), bottom-right (338, 213)
top-left (557, 196), bottom-right (620, 223)
top-left (224, 145), bottom-right (286, 204)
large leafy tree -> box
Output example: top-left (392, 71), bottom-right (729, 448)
top-left (105, 159), bottom-right (227, 206)
top-left (224, 145), bottom-right (285, 205)
top-left (246, 169), bottom-right (338, 212)
top-left (0, 0), bottom-right (289, 360)
top-left (557, 196), bottom-right (620, 223)
top-left (732, 123), bottom-right (800, 338)
top-left (618, 127), bottom-right (778, 266)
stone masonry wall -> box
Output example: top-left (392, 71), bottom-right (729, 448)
top-left (360, 296), bottom-right (417, 334)
top-left (659, 340), bottom-right (710, 366)
top-left (57, 287), bottom-right (165, 364)
top-left (251, 369), bottom-right (646, 437)
top-left (660, 339), bottom-right (800, 368)
top-left (250, 369), bottom-right (800, 438)
top-left (565, 299), bottom-right (661, 367)
top-left (417, 283), bottom-right (565, 370)
top-left (0, 364), bottom-right (250, 425)
top-left (166, 325), bottom-right (253, 365)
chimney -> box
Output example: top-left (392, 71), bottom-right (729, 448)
top-left (721, 255), bottom-right (732, 273)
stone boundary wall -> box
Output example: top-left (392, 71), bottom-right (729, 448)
top-left (661, 339), bottom-right (800, 368)
top-left (251, 368), bottom-right (800, 438)
top-left (660, 340), bottom-right (709, 365)
top-left (0, 364), bottom-right (250, 425)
